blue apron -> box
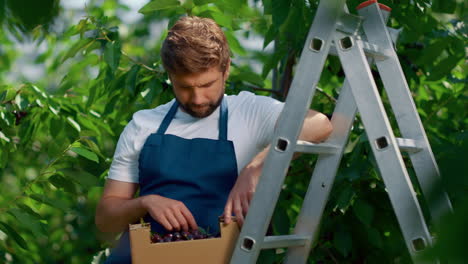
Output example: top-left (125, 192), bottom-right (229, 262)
top-left (104, 98), bottom-right (238, 263)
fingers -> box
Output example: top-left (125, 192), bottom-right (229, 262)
top-left (155, 214), bottom-right (173, 231)
top-left (233, 196), bottom-right (244, 227)
top-left (241, 195), bottom-right (249, 216)
top-left (164, 210), bottom-right (181, 231)
top-left (223, 197), bottom-right (233, 224)
top-left (172, 209), bottom-right (189, 231)
top-left (180, 206), bottom-right (198, 231)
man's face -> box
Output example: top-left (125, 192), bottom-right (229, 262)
top-left (170, 66), bottom-right (229, 118)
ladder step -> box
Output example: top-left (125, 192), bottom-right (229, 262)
top-left (295, 140), bottom-right (340, 154)
top-left (330, 40), bottom-right (389, 61)
top-left (262, 235), bottom-right (309, 249)
top-left (396, 138), bottom-right (422, 153)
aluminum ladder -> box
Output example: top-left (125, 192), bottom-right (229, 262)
top-left (229, 0), bottom-right (453, 263)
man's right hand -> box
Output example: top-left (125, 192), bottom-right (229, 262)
top-left (141, 194), bottom-right (198, 232)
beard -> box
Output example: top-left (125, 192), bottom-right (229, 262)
top-left (176, 92), bottom-right (224, 118)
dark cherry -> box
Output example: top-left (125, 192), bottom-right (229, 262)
top-left (151, 233), bottom-right (162, 243)
top-left (173, 232), bottom-right (182, 241)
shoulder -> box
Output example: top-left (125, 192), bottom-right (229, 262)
top-left (130, 99), bottom-right (175, 131)
top-left (226, 91), bottom-right (282, 110)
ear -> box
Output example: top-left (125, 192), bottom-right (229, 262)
top-left (223, 58), bottom-right (231, 80)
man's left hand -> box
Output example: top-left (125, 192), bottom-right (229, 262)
top-left (223, 164), bottom-right (262, 227)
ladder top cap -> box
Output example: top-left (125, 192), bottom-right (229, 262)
top-left (357, 0), bottom-right (392, 12)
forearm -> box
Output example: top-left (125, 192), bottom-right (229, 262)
top-left (95, 196), bottom-right (148, 233)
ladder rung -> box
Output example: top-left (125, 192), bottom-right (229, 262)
top-left (396, 138), bottom-right (422, 153)
top-left (262, 235), bottom-right (309, 249)
top-left (295, 140), bottom-right (339, 154)
top-left (329, 40), bottom-right (389, 61)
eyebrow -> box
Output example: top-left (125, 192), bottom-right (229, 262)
top-left (180, 78), bottom-right (219, 88)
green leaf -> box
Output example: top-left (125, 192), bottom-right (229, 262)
top-left (263, 0), bottom-right (272, 14)
top-left (81, 138), bottom-right (103, 158)
top-left (103, 93), bottom-right (121, 116)
top-left (427, 54), bottom-right (463, 81)
top-left (344, 135), bottom-right (360, 154)
top-left (49, 116), bottom-right (62, 139)
top-left (334, 185), bottom-right (356, 214)
top-left (263, 26), bottom-right (277, 49)
top-left (0, 147), bottom-right (8, 168)
top-left (76, 115), bottom-right (101, 137)
top-left (272, 0), bottom-right (290, 30)
top-left (138, 0), bottom-right (180, 14)
top-left (8, 208), bottom-right (46, 238)
top-left (0, 131), bottom-right (10, 143)
top-left (353, 199), bottom-right (374, 226)
top-left (194, 0), bottom-right (214, 5)
top-left (61, 38), bottom-right (94, 63)
top-left (273, 206), bottom-right (290, 235)
top-left (66, 117), bottom-right (81, 132)
top-left (29, 193), bottom-right (68, 211)
top-left (70, 146), bottom-right (99, 163)
top-left (30, 84), bottom-right (48, 99)
top-left (209, 10), bottom-right (233, 30)
top-left (72, 170), bottom-right (99, 188)
top-left (416, 39), bottom-right (451, 66)
top-left (49, 174), bottom-right (77, 193)
top-left (15, 93), bottom-right (29, 110)
top-left (262, 46), bottom-right (285, 78)
top-left (17, 204), bottom-right (44, 220)
top-left (367, 227), bottom-right (383, 248)
top-left (333, 228), bottom-right (352, 257)
top-left (234, 70), bottom-right (265, 87)
top-left (0, 221), bottom-right (28, 250)
top-left (5, 87), bottom-right (17, 101)
top-left (432, 0), bottom-right (456, 14)
top-left (140, 79), bottom-right (161, 105)
top-left (104, 41), bottom-right (122, 74)
top-left (125, 65), bottom-right (140, 95)
top-left (225, 30), bottom-right (246, 56)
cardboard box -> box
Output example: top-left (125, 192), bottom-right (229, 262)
top-left (129, 220), bottom-right (239, 264)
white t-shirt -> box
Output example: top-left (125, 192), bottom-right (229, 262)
top-left (107, 91), bottom-right (284, 183)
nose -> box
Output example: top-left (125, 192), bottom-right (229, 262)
top-left (190, 88), bottom-right (205, 105)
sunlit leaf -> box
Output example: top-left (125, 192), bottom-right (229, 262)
top-left (225, 30), bottom-right (246, 56)
top-left (138, 0), bottom-right (180, 14)
top-left (70, 146), bottom-right (99, 163)
top-left (66, 117), bottom-right (81, 132)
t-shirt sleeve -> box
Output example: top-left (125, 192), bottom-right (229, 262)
top-left (106, 119), bottom-right (142, 183)
top-left (241, 92), bottom-right (284, 149)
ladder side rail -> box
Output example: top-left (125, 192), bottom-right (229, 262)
top-left (229, 1), bottom-right (347, 263)
top-left (358, 4), bottom-right (453, 223)
top-left (285, 79), bottom-right (358, 264)
top-left (334, 31), bottom-right (434, 263)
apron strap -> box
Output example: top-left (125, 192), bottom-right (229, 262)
top-left (219, 97), bottom-right (228, 140)
top-left (156, 100), bottom-right (179, 135)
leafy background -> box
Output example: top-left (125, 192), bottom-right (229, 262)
top-left (0, 0), bottom-right (466, 263)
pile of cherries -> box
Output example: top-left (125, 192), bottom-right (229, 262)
top-left (150, 229), bottom-right (220, 243)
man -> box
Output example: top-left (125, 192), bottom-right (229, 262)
top-left (96, 16), bottom-right (332, 263)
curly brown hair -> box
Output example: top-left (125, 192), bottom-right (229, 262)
top-left (160, 16), bottom-right (231, 75)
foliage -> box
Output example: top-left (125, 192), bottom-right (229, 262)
top-left (0, 0), bottom-right (466, 263)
